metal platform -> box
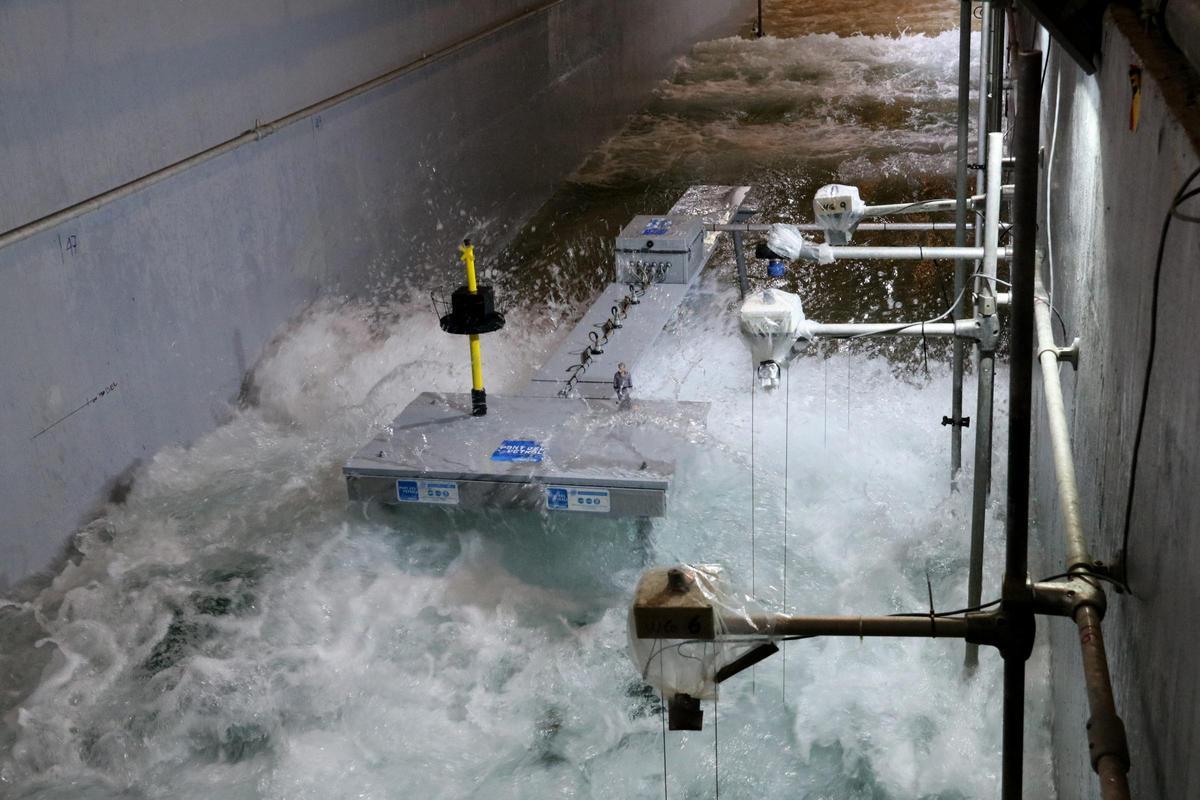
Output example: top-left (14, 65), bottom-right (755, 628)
top-left (525, 282), bottom-right (693, 400)
top-left (344, 185), bottom-right (749, 519)
top-left (345, 392), bottom-right (709, 517)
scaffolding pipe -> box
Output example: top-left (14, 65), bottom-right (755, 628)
top-left (951, 0), bottom-right (973, 482)
top-left (0, 0), bottom-right (571, 253)
top-left (1076, 606), bottom-right (1133, 799)
top-left (987, 2), bottom-right (1007, 135)
top-left (706, 221), bottom-right (972, 232)
top-left (864, 187), bottom-right (1012, 217)
top-left (1034, 277), bottom-right (1132, 799)
top-left (1034, 284), bottom-right (1090, 571)
top-left (964, 130), bottom-right (1006, 670)
top-left (998, 48), bottom-right (1040, 800)
top-left (721, 614), bottom-right (971, 639)
top-left (829, 245), bottom-right (1011, 261)
top-left (799, 322), bottom-right (960, 339)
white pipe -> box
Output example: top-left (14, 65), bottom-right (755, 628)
top-left (829, 245), bottom-right (1012, 261)
top-left (707, 222), bottom-right (971, 232)
top-left (800, 322), bottom-right (959, 338)
top-left (863, 186), bottom-right (1013, 217)
top-left (1034, 274), bottom-right (1091, 570)
top-left (982, 131), bottom-right (1005, 285)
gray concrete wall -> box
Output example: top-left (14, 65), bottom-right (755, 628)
top-left (0, 0), bottom-right (751, 585)
top-left (1031, 8), bottom-right (1200, 799)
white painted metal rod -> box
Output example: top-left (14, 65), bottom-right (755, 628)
top-left (706, 222), bottom-right (972, 232)
top-left (802, 322), bottom-right (959, 338)
top-left (830, 245), bottom-right (1012, 261)
top-left (864, 186), bottom-right (1013, 217)
top-left (982, 131), bottom-right (1005, 284)
top-left (1034, 275), bottom-right (1091, 571)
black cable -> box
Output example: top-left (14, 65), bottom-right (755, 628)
top-left (1037, 570), bottom-right (1131, 594)
top-left (891, 597), bottom-right (1001, 619)
top-left (1040, 39), bottom-right (1052, 92)
top-left (1120, 166), bottom-right (1200, 589)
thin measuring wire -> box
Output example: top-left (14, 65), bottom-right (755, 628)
top-left (749, 363), bottom-right (756, 694)
top-left (782, 365), bottom-right (790, 699)
top-left (713, 694), bottom-right (720, 799)
top-left (659, 642), bottom-right (668, 800)
top-left (823, 355), bottom-right (829, 447)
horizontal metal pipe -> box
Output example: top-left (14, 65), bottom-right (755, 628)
top-left (864, 186), bottom-right (1013, 217)
top-left (706, 221), bottom-right (972, 232)
top-left (724, 614), bottom-right (970, 639)
top-left (0, 0), bottom-right (570, 252)
top-left (830, 245), bottom-right (1012, 261)
top-left (802, 322), bottom-right (959, 339)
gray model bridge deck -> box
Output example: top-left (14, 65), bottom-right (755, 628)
top-left (344, 185), bottom-right (750, 517)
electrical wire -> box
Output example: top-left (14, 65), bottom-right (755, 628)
top-left (846, 272), bottom-right (1008, 341)
top-left (890, 597), bottom-right (1001, 619)
top-left (1120, 165), bottom-right (1200, 589)
top-left (1037, 570), bottom-right (1131, 594)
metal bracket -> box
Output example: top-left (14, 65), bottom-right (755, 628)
top-left (964, 603), bottom-right (1037, 660)
top-left (941, 415), bottom-right (971, 428)
top-left (1037, 336), bottom-right (1081, 369)
top-left (1031, 576), bottom-right (1107, 620)
top-left (957, 313), bottom-right (1001, 351)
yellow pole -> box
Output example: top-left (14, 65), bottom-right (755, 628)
top-left (460, 240), bottom-right (485, 394)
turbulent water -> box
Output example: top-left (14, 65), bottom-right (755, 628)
top-left (1, 11), bottom-right (1054, 800)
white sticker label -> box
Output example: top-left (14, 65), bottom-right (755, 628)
top-left (545, 485), bottom-right (611, 513)
top-left (397, 479), bottom-right (459, 505)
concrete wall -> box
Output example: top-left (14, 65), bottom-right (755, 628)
top-left (1031, 7), bottom-right (1200, 799)
top-left (0, 0), bottom-right (751, 585)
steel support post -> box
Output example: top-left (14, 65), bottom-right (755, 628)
top-left (964, 130), bottom-right (1006, 669)
top-left (998, 49), bottom-right (1041, 800)
top-left (951, 0), bottom-right (974, 484)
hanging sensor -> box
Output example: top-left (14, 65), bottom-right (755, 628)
top-left (740, 288), bottom-right (813, 389)
top-left (813, 184), bottom-right (866, 244)
top-left (667, 694), bottom-right (704, 731)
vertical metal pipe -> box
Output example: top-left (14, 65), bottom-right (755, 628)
top-left (964, 131), bottom-right (1005, 669)
top-left (1006, 51), bottom-right (1038, 604)
top-left (757, 0), bottom-right (764, 37)
top-left (999, 48), bottom-right (1042, 800)
top-left (987, 2), bottom-right (1007, 134)
top-left (976, 1), bottom-right (993, 207)
top-left (1076, 606), bottom-right (1133, 800)
top-left (1001, 657), bottom-right (1027, 799)
top-left (964, 354), bottom-right (993, 672)
top-left (951, 0), bottom-right (973, 483)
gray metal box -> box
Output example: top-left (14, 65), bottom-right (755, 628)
top-left (614, 215), bottom-right (706, 285)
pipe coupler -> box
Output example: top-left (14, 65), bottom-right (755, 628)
top-left (1031, 577), bottom-right (1107, 620)
top-left (1087, 709), bottom-right (1131, 773)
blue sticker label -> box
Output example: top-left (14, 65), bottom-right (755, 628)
top-left (546, 486), bottom-right (569, 510)
top-left (491, 440), bottom-right (545, 463)
top-left (396, 480), bottom-right (420, 502)
top-left (642, 217), bottom-right (672, 236)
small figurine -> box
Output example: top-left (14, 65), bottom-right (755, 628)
top-left (613, 362), bottom-right (633, 407)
